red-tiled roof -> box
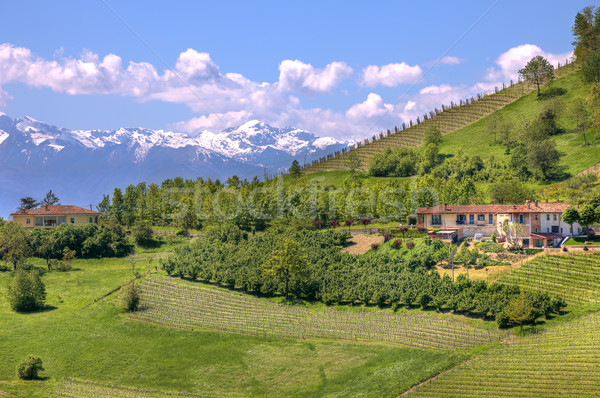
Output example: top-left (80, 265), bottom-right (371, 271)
top-left (531, 233), bottom-right (563, 239)
top-left (417, 201), bottom-right (571, 215)
top-left (10, 205), bottom-right (99, 216)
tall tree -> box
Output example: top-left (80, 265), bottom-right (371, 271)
top-left (423, 125), bottom-right (442, 146)
top-left (261, 239), bottom-right (308, 300)
top-left (97, 194), bottom-right (111, 217)
top-left (111, 188), bottom-right (124, 224)
top-left (579, 204), bottom-right (598, 227)
top-left (582, 50), bottom-right (600, 83)
top-left (123, 185), bottom-right (138, 226)
top-left (289, 160), bottom-right (302, 177)
top-left (19, 197), bottom-right (38, 210)
top-left (505, 293), bottom-right (534, 333)
top-left (40, 190), bottom-right (60, 207)
top-left (562, 206), bottom-right (581, 237)
top-left (589, 83), bottom-right (600, 130)
top-left (572, 6), bottom-right (599, 60)
top-left (527, 140), bottom-right (561, 180)
top-left (518, 56), bottom-right (555, 96)
top-left (344, 151), bottom-right (363, 175)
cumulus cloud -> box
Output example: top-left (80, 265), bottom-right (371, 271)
top-left (346, 93), bottom-right (394, 120)
top-left (437, 56), bottom-right (463, 65)
top-left (278, 60), bottom-right (353, 95)
top-left (361, 62), bottom-right (423, 87)
top-left (485, 44), bottom-right (573, 81)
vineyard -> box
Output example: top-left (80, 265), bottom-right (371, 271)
top-left (497, 253), bottom-right (600, 304)
top-left (130, 276), bottom-right (502, 350)
top-left (302, 60), bottom-right (578, 173)
top-left (55, 378), bottom-right (216, 398)
top-left (405, 311), bottom-right (600, 397)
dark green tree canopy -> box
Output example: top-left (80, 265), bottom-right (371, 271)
top-left (40, 190), bottom-right (60, 207)
top-left (519, 56), bottom-right (555, 95)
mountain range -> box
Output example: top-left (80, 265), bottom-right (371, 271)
top-left (0, 114), bottom-right (347, 217)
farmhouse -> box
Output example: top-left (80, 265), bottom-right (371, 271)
top-left (417, 200), bottom-right (582, 248)
top-left (10, 205), bottom-right (100, 229)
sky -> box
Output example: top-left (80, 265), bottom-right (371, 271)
top-left (0, 0), bottom-right (592, 139)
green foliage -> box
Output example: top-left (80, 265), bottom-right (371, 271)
top-left (0, 222), bottom-right (32, 270)
top-left (369, 147), bottom-right (419, 177)
top-left (40, 189), bottom-right (60, 206)
top-left (519, 55), bottom-right (555, 96)
top-left (344, 150), bottom-right (363, 174)
top-left (19, 196), bottom-right (38, 210)
top-left (527, 140), bottom-right (562, 180)
top-left (423, 126), bottom-right (442, 146)
top-left (582, 49), bottom-right (600, 83)
top-left (16, 355), bottom-right (44, 380)
top-left (579, 203), bottom-right (598, 226)
top-left (289, 159), bottom-right (302, 177)
top-left (572, 6), bottom-right (600, 60)
top-left (120, 280), bottom-right (140, 312)
top-left (7, 269), bottom-right (46, 312)
top-left (132, 221), bottom-right (155, 246)
top-left (562, 206), bottom-right (581, 236)
top-left (501, 293), bottom-right (535, 332)
top-left (488, 179), bottom-right (534, 204)
top-left (261, 239), bottom-right (308, 300)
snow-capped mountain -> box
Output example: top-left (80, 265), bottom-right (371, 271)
top-left (0, 114), bottom-right (347, 217)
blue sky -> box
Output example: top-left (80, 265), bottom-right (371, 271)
top-left (0, 0), bottom-right (592, 139)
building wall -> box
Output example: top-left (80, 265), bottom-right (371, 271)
top-left (539, 212), bottom-right (582, 236)
top-left (12, 214), bottom-right (98, 229)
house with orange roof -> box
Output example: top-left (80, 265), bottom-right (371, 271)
top-left (417, 199), bottom-right (582, 248)
top-left (10, 205), bottom-right (100, 229)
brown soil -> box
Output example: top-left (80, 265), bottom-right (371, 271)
top-left (342, 235), bottom-right (384, 255)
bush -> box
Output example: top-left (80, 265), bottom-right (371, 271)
top-left (120, 280), bottom-right (140, 312)
top-left (562, 246), bottom-right (568, 252)
top-left (176, 230), bottom-right (190, 237)
top-left (16, 355), bottom-right (44, 380)
top-left (525, 248), bottom-right (544, 255)
top-left (491, 231), bottom-right (497, 243)
top-left (496, 310), bottom-right (510, 328)
top-left (508, 244), bottom-right (523, 253)
top-left (7, 269), bottom-right (46, 312)
top-left (132, 222), bottom-right (155, 246)
top-left (371, 243), bottom-right (380, 251)
top-left (406, 241), bottom-right (415, 250)
top-left (383, 232), bottom-right (392, 242)
top-left (392, 239), bottom-right (402, 249)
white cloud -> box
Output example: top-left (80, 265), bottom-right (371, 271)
top-left (361, 62), bottom-right (423, 87)
top-left (346, 93), bottom-right (394, 120)
top-left (278, 60), bottom-right (353, 95)
top-left (485, 44), bottom-right (573, 81)
top-left (437, 56), bottom-right (463, 65)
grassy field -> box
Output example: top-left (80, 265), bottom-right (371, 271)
top-left (0, 255), bottom-right (480, 398)
top-left (564, 237), bottom-right (600, 245)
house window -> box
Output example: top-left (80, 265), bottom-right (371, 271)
top-left (535, 214), bottom-right (538, 221)
top-left (26, 218), bottom-right (31, 224)
top-left (35, 217), bottom-right (43, 226)
top-left (535, 227), bottom-right (538, 233)
top-left (431, 215), bottom-right (442, 225)
top-left (70, 218), bottom-right (75, 223)
top-left (477, 214), bottom-right (485, 221)
top-left (58, 216), bottom-right (66, 225)
top-left (519, 214), bottom-right (524, 224)
top-left (456, 215), bottom-right (467, 225)
top-left (547, 214), bottom-right (550, 220)
top-left (44, 216), bottom-right (57, 227)
top-left (553, 214), bottom-right (557, 221)
top-left (552, 226), bottom-right (559, 233)
top-left (489, 214), bottom-right (493, 225)
top-left (89, 217), bottom-right (93, 224)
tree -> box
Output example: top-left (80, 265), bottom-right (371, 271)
top-left (32, 230), bottom-right (56, 270)
top-left (570, 98), bottom-right (591, 145)
top-left (582, 50), bottom-right (600, 83)
top-left (289, 160), bottom-right (302, 177)
top-left (489, 179), bottom-right (534, 205)
top-left (16, 355), bottom-right (44, 380)
top-left (59, 247), bottom-right (75, 272)
top-left (562, 205), bottom-right (581, 237)
top-left (359, 217), bottom-right (371, 231)
top-left (132, 221), bottom-right (155, 246)
top-left (7, 269), bottom-right (46, 312)
top-left (344, 219), bottom-right (354, 232)
top-left (527, 140), bottom-right (561, 180)
top-left (19, 197), bottom-right (38, 210)
top-left (97, 194), bottom-right (111, 217)
top-left (344, 151), bottom-right (363, 175)
top-left (579, 204), bottom-right (597, 227)
top-left (111, 188), bottom-right (124, 224)
top-left (423, 126), bottom-right (442, 146)
top-left (502, 220), bottom-right (526, 245)
top-left (120, 280), bottom-right (140, 312)
top-left (261, 239), bottom-right (308, 300)
top-left (504, 293), bottom-right (534, 332)
top-left (123, 185), bottom-right (138, 226)
top-left (0, 222), bottom-right (31, 270)
top-left (572, 6), bottom-right (599, 60)
top-left (40, 190), bottom-right (60, 206)
top-left (519, 56), bottom-right (555, 96)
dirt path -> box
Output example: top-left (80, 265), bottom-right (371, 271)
top-left (342, 235), bottom-right (384, 255)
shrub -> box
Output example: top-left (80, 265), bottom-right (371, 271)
top-left (16, 355), bottom-right (44, 380)
top-left (525, 248), bottom-right (544, 256)
top-left (496, 310), bottom-right (510, 328)
top-left (7, 269), bottom-right (46, 312)
top-left (392, 239), bottom-right (402, 249)
top-left (132, 221), bottom-right (155, 246)
top-left (383, 232), bottom-right (392, 242)
top-left (562, 246), bottom-right (568, 252)
top-left (176, 230), bottom-right (190, 237)
top-left (508, 244), bottom-right (524, 253)
top-left (313, 220), bottom-right (324, 229)
top-left (416, 226), bottom-right (427, 233)
top-left (120, 280), bottom-right (140, 312)
top-left (371, 243), bottom-right (380, 250)
top-left (406, 241), bottom-right (415, 250)
top-left (583, 246), bottom-right (589, 251)
top-left (491, 231), bottom-right (497, 243)
top-left (328, 219), bottom-right (340, 228)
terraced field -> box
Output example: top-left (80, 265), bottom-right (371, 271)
top-left (130, 276), bottom-right (501, 350)
top-left (498, 253), bottom-right (600, 304)
top-left (406, 311), bottom-right (600, 397)
top-left (302, 61), bottom-right (577, 173)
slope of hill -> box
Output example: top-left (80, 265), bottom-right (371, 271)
top-left (302, 61), bottom-right (587, 175)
